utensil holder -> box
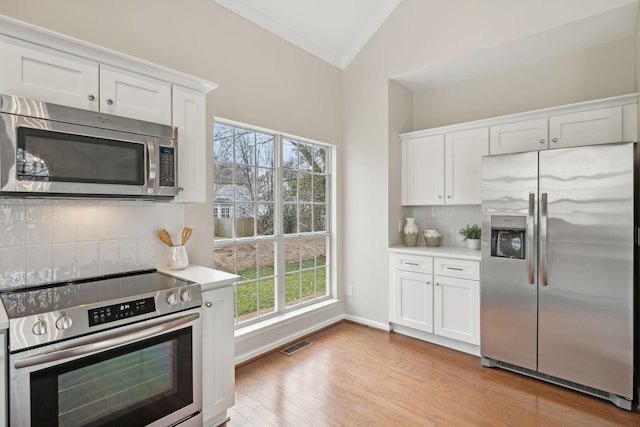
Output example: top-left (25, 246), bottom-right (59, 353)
top-left (168, 245), bottom-right (189, 270)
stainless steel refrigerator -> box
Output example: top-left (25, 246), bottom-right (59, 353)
top-left (480, 142), bottom-right (636, 410)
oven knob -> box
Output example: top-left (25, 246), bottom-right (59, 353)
top-left (180, 289), bottom-right (192, 302)
top-left (32, 319), bottom-right (49, 336)
top-left (56, 314), bottom-right (73, 330)
top-left (167, 292), bottom-right (179, 305)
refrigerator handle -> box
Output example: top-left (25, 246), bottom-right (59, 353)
top-left (527, 193), bottom-right (535, 285)
top-left (540, 192), bottom-right (548, 286)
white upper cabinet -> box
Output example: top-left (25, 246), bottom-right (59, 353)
top-left (445, 128), bottom-right (489, 204)
top-left (0, 37), bottom-right (172, 125)
top-left (488, 97), bottom-right (636, 155)
top-left (172, 85), bottom-right (207, 203)
top-left (402, 134), bottom-right (444, 205)
top-left (0, 36), bottom-right (100, 111)
top-left (401, 128), bottom-right (488, 206)
top-left (548, 106), bottom-right (621, 149)
top-left (490, 118), bottom-right (548, 155)
top-left (100, 64), bottom-right (172, 125)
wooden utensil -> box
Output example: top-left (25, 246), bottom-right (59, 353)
top-left (181, 227), bottom-right (192, 245)
top-left (158, 229), bottom-right (174, 247)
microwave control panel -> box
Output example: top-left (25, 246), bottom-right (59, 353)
top-left (158, 146), bottom-right (175, 187)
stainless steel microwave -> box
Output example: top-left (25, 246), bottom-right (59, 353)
top-left (0, 94), bottom-right (178, 199)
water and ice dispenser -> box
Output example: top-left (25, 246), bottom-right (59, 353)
top-left (490, 216), bottom-right (526, 259)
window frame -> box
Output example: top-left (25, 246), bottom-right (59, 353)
top-left (213, 118), bottom-right (333, 328)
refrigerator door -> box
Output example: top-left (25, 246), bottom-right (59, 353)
top-left (481, 151), bottom-right (538, 370)
top-left (538, 143), bottom-right (634, 398)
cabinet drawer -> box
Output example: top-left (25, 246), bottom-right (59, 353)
top-left (434, 257), bottom-right (479, 280)
top-left (393, 253), bottom-right (433, 274)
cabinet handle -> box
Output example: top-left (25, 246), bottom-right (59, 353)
top-left (205, 301), bottom-right (213, 308)
top-left (178, 186), bottom-right (184, 193)
top-left (446, 267), bottom-right (464, 271)
top-left (539, 139), bottom-right (546, 144)
top-left (552, 137), bottom-right (558, 143)
top-left (404, 262), bottom-right (419, 266)
top-left (106, 98), bottom-right (114, 106)
top-left (87, 94), bottom-right (95, 101)
top-left (426, 281), bottom-right (431, 285)
top-left (435, 282), bottom-right (440, 286)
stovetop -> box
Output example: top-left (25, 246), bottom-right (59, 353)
top-left (0, 269), bottom-right (192, 318)
top-left (1, 269), bottom-right (202, 352)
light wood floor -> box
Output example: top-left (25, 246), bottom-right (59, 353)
top-left (225, 321), bottom-right (639, 426)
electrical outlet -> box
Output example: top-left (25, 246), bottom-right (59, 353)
top-left (346, 285), bottom-right (353, 296)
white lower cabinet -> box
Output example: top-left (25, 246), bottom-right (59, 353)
top-left (392, 269), bottom-right (434, 333)
top-left (434, 275), bottom-right (480, 345)
top-left (389, 250), bottom-right (480, 354)
top-left (201, 285), bottom-right (235, 427)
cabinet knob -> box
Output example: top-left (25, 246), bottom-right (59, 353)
top-left (447, 195), bottom-right (451, 199)
top-left (205, 301), bottom-right (213, 308)
top-left (87, 94), bottom-right (95, 101)
top-left (438, 195), bottom-right (443, 199)
top-left (106, 98), bottom-right (114, 106)
top-left (552, 137), bottom-right (558, 143)
top-left (539, 139), bottom-right (545, 144)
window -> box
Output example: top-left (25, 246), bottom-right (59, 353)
top-left (213, 121), bottom-right (332, 326)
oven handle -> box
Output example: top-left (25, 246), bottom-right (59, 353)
top-left (14, 312), bottom-right (199, 369)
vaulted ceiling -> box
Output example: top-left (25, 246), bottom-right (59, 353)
top-left (211, 0), bottom-right (401, 70)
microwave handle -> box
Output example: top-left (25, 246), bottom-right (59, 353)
top-left (14, 312), bottom-right (199, 369)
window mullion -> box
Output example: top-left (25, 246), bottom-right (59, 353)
top-left (275, 134), bottom-right (286, 313)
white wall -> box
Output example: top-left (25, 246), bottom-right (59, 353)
top-left (342, 0), bottom-right (638, 326)
top-left (412, 37), bottom-right (636, 130)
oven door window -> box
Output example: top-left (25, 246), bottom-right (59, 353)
top-left (30, 327), bottom-right (193, 427)
top-left (17, 127), bottom-right (145, 185)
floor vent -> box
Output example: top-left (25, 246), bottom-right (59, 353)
top-left (281, 340), bottom-right (312, 356)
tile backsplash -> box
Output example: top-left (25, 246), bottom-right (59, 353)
top-left (408, 205), bottom-right (482, 247)
top-left (0, 199), bottom-right (185, 289)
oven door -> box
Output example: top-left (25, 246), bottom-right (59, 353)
top-left (9, 309), bottom-right (202, 427)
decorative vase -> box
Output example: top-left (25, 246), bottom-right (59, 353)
top-left (403, 218), bottom-right (419, 247)
top-left (467, 238), bottom-right (480, 250)
top-left (168, 245), bottom-right (189, 270)
top-left (424, 229), bottom-right (442, 247)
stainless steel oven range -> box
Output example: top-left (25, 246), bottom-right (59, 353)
top-left (0, 269), bottom-right (203, 427)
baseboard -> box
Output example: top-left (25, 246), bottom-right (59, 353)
top-left (342, 314), bottom-right (390, 332)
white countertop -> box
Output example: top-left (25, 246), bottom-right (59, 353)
top-left (389, 245), bottom-right (482, 261)
top-left (158, 265), bottom-right (240, 291)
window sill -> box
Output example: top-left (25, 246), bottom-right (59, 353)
top-left (234, 298), bottom-right (341, 341)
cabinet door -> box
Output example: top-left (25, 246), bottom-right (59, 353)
top-left (445, 128), bottom-right (488, 205)
top-left (490, 118), bottom-right (548, 155)
top-left (402, 134), bottom-right (445, 205)
top-left (202, 286), bottom-right (235, 425)
top-left (549, 106), bottom-right (622, 149)
top-left (434, 275), bottom-right (479, 345)
top-left (391, 269), bottom-right (433, 332)
top-left (172, 86), bottom-right (207, 203)
top-left (99, 64), bottom-right (171, 124)
top-left (0, 36), bottom-right (99, 110)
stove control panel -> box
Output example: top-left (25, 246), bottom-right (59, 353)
top-left (88, 297), bottom-right (156, 327)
